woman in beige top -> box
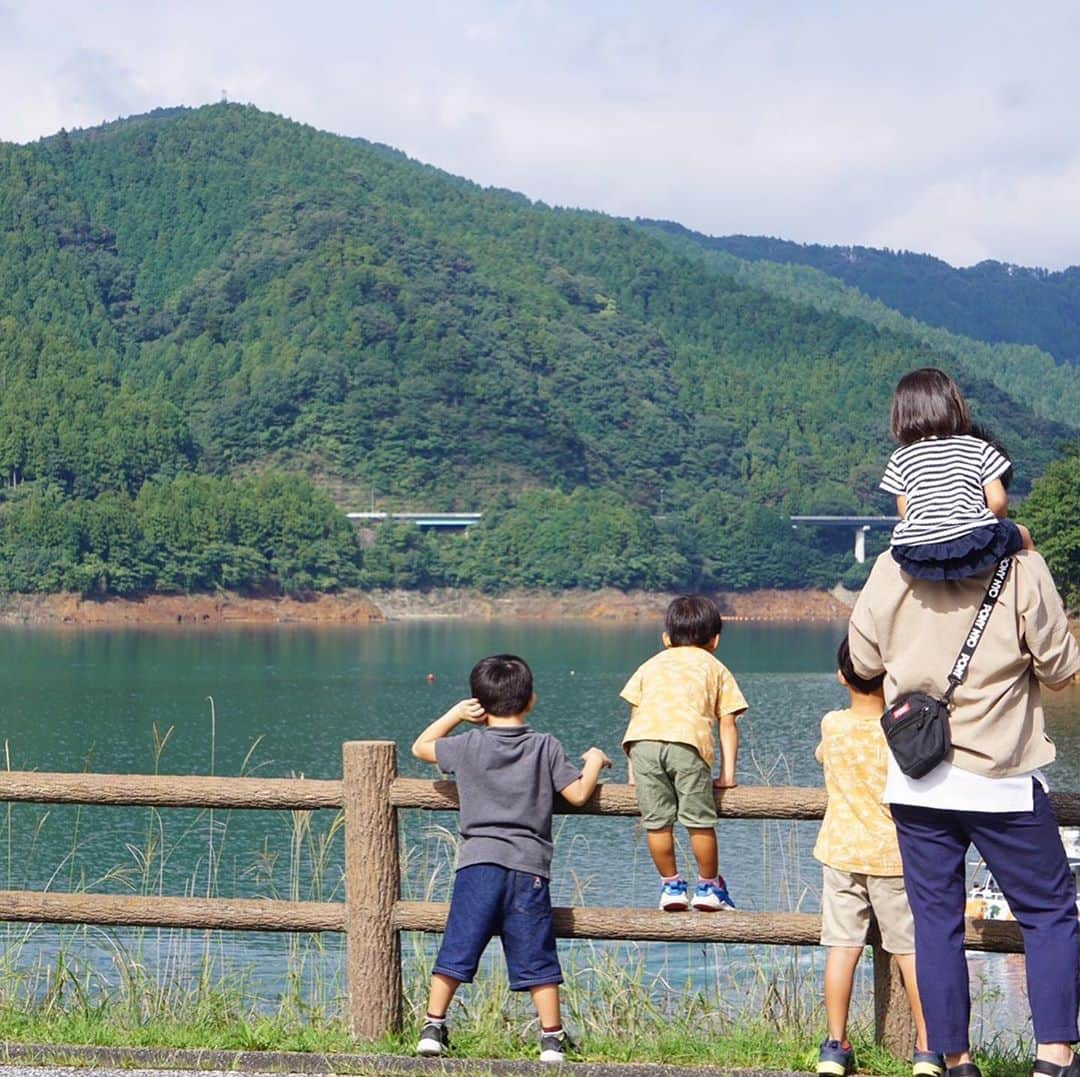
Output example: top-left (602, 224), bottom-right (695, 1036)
top-left (850, 547), bottom-right (1079, 1077)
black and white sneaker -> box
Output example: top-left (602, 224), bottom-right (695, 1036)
top-left (540, 1029), bottom-right (575, 1063)
top-left (416, 1020), bottom-right (450, 1057)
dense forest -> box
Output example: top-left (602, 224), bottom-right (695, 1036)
top-left (645, 222), bottom-right (1080, 366)
top-left (1, 104), bottom-right (1077, 599)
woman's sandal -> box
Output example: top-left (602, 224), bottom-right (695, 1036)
top-left (1033, 1057), bottom-right (1080, 1077)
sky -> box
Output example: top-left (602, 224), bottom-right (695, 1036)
top-left (2, 1), bottom-right (1080, 270)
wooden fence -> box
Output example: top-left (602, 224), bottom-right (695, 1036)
top-left (2, 740), bottom-right (1076, 1053)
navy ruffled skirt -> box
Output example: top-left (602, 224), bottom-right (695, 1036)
top-left (891, 519), bottom-right (1023, 581)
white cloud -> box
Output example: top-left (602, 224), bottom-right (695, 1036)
top-left (2, 0), bottom-right (1080, 268)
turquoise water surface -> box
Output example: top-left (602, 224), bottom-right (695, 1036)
top-left (1, 620), bottom-right (1077, 1038)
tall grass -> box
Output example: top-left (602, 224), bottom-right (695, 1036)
top-left (0, 703), bottom-right (347, 1044)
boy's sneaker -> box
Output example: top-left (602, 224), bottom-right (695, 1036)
top-left (416, 1020), bottom-right (450, 1057)
top-left (818, 1038), bottom-right (855, 1077)
top-left (658, 877), bottom-right (689, 911)
top-left (691, 878), bottom-right (736, 911)
top-left (913, 1048), bottom-right (946, 1077)
top-left (539, 1029), bottom-right (576, 1063)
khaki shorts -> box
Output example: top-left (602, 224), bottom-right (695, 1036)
top-left (820, 865), bottom-right (914, 954)
top-left (628, 740), bottom-right (717, 830)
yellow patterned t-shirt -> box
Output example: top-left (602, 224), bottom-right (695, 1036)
top-left (813, 707), bottom-right (903, 876)
top-left (620, 646), bottom-right (748, 769)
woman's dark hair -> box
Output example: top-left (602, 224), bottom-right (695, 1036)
top-left (889, 367), bottom-right (971, 445)
top-left (665, 594), bottom-right (723, 647)
top-left (837, 637), bottom-right (884, 695)
top-left (469, 654), bottom-right (533, 717)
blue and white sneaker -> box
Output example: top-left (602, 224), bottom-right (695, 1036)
top-left (817, 1038), bottom-right (855, 1077)
top-left (658, 877), bottom-right (689, 911)
top-left (912, 1048), bottom-right (946, 1077)
top-left (691, 878), bottom-right (736, 911)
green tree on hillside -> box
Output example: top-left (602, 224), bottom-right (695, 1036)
top-left (1018, 444), bottom-right (1080, 610)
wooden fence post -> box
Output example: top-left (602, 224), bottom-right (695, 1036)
top-left (343, 740), bottom-right (401, 1039)
top-left (872, 937), bottom-right (916, 1054)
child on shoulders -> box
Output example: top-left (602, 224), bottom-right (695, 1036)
top-left (814, 637), bottom-right (941, 1077)
top-left (411, 653), bottom-right (610, 1064)
top-left (881, 367), bottom-right (1033, 581)
top-left (620, 594), bottom-right (747, 912)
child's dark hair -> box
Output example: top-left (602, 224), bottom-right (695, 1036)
top-left (665, 594), bottom-right (723, 647)
top-left (837, 637), bottom-right (884, 695)
top-left (969, 422), bottom-right (1013, 490)
top-left (469, 654), bottom-right (533, 716)
top-left (889, 367), bottom-right (971, 445)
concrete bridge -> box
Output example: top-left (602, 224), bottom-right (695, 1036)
top-left (347, 511), bottom-right (482, 530)
top-left (789, 514), bottom-right (899, 563)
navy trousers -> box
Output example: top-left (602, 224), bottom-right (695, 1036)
top-left (892, 784), bottom-right (1080, 1054)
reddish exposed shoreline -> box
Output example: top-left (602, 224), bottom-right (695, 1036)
top-left (0, 587), bottom-right (856, 627)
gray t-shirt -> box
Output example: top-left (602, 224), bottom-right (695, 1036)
top-left (435, 725), bottom-right (582, 878)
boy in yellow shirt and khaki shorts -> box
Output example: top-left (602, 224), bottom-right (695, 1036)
top-left (814, 637), bottom-right (942, 1077)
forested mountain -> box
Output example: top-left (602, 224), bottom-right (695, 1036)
top-left (0, 104), bottom-right (1077, 597)
top-left (638, 222), bottom-right (1080, 428)
top-left (643, 222), bottom-right (1080, 366)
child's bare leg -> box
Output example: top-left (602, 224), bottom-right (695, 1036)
top-left (1017, 522), bottom-right (1035, 550)
top-left (645, 827), bottom-right (679, 877)
top-left (894, 952), bottom-right (930, 1052)
top-left (529, 983), bottom-right (562, 1029)
top-left (426, 972), bottom-right (460, 1017)
top-left (823, 946), bottom-right (861, 1042)
top-left (687, 826), bottom-right (719, 880)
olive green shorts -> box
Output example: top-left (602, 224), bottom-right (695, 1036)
top-left (628, 740), bottom-right (717, 830)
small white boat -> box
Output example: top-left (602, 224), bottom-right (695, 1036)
top-left (965, 827), bottom-right (1080, 921)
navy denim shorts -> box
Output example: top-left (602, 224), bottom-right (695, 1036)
top-left (433, 863), bottom-right (562, 990)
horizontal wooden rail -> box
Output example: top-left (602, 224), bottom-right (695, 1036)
top-left (393, 900), bottom-right (1025, 954)
top-left (0, 772), bottom-right (344, 810)
top-left (7, 773), bottom-right (1076, 826)
top-left (391, 779), bottom-right (830, 819)
top-left (0, 890), bottom-right (344, 932)
top-left (393, 779), bottom-right (1080, 825)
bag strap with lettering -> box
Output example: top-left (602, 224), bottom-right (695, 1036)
top-left (941, 556), bottom-right (1013, 705)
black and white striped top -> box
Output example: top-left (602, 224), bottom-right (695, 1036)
top-left (880, 435), bottom-right (1010, 547)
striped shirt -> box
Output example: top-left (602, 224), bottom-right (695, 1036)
top-left (881, 435), bottom-right (1010, 547)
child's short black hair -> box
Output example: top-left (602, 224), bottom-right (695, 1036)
top-left (665, 594), bottom-right (723, 647)
top-left (837, 637), bottom-right (884, 695)
top-left (890, 367), bottom-right (971, 445)
top-left (469, 654), bottom-right (533, 717)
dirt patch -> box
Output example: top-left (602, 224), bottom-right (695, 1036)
top-left (0, 587), bottom-right (856, 627)
top-left (368, 587), bottom-right (854, 622)
top-left (0, 591), bottom-right (384, 627)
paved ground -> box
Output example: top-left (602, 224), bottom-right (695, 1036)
top-left (0, 1043), bottom-right (804, 1076)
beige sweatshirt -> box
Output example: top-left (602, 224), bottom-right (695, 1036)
top-left (849, 550), bottom-right (1080, 778)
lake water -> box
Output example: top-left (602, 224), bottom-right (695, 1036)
top-left (1, 620), bottom-right (1078, 1040)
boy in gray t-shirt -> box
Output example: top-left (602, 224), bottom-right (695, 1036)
top-left (412, 654), bottom-right (610, 1064)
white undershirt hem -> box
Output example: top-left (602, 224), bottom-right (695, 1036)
top-left (883, 754), bottom-right (1048, 812)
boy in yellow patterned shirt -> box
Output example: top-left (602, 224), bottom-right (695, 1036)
top-left (813, 637), bottom-right (941, 1077)
top-left (621, 594), bottom-right (747, 912)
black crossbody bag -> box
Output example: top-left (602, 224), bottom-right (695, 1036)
top-left (880, 556), bottom-right (1013, 779)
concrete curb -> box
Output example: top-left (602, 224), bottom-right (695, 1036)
top-left (0, 1042), bottom-right (807, 1076)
